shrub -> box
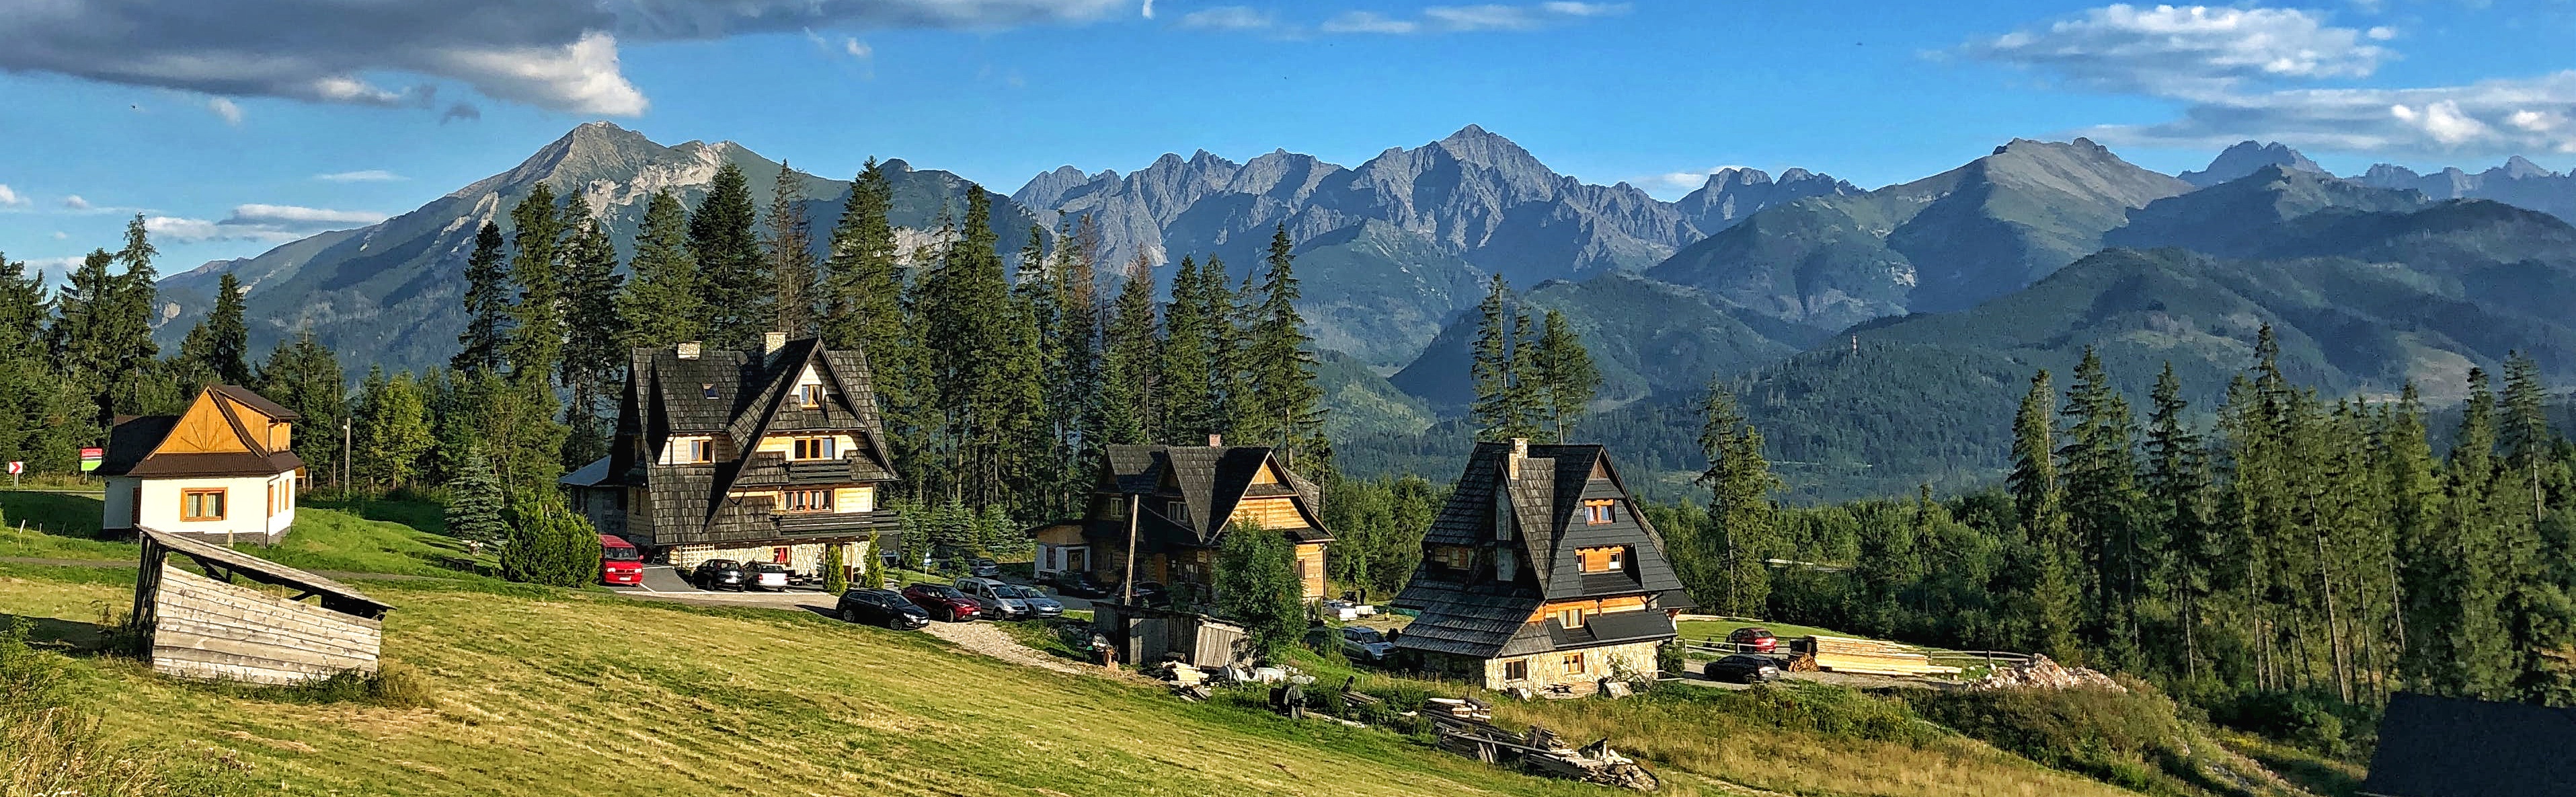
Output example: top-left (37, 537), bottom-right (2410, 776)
top-left (500, 492), bottom-right (600, 587)
top-left (1214, 521), bottom-right (1304, 659)
top-left (821, 543), bottom-right (848, 595)
top-left (228, 662), bottom-right (434, 708)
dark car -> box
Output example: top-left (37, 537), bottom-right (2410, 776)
top-left (1726, 626), bottom-right (1779, 654)
top-left (836, 588), bottom-right (931, 630)
top-left (901, 582), bottom-right (983, 622)
top-left (691, 559), bottom-right (747, 591)
top-left (1050, 571), bottom-right (1113, 598)
top-left (1114, 580), bottom-right (1171, 607)
top-left (1706, 654), bottom-right (1783, 684)
top-left (967, 557), bottom-right (1002, 578)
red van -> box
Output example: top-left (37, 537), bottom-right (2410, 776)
top-left (599, 534), bottom-right (643, 585)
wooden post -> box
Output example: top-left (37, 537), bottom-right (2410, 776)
top-left (1122, 494), bottom-right (1139, 606)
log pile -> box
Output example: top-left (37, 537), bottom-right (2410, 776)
top-left (1426, 696), bottom-right (1494, 722)
top-left (1803, 636), bottom-right (1963, 678)
top-left (1434, 716), bottom-right (1659, 791)
top-left (1965, 654), bottom-right (2124, 691)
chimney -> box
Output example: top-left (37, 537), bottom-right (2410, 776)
top-left (1506, 437), bottom-right (1528, 479)
top-left (675, 341), bottom-right (702, 360)
top-left (1207, 434), bottom-right (1222, 447)
top-left (762, 331), bottom-right (788, 355)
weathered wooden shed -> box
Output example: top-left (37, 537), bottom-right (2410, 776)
top-left (128, 528), bottom-right (393, 685)
top-left (1092, 603), bottom-right (1248, 668)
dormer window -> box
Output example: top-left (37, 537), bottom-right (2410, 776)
top-left (791, 437), bottom-right (836, 460)
top-left (701, 383), bottom-right (718, 399)
top-left (796, 383), bottom-right (823, 408)
top-left (1577, 545), bottom-right (1629, 574)
top-left (1582, 499), bottom-right (1616, 525)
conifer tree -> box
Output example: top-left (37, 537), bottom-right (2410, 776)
top-left (443, 445), bottom-right (508, 547)
top-left (1158, 256), bottom-right (1215, 441)
top-left (502, 491), bottom-right (601, 587)
top-left (50, 217), bottom-right (164, 426)
top-left (453, 221), bottom-right (511, 374)
top-left (918, 188), bottom-right (1037, 508)
top-left (1209, 265), bottom-right (1257, 441)
top-left (691, 161), bottom-right (765, 348)
top-left (0, 251), bottom-right (44, 349)
top-left (2387, 383), bottom-right (2449, 690)
top-left (1100, 254), bottom-right (1159, 445)
top-left (2010, 369), bottom-right (2081, 662)
top-left (2144, 363), bottom-right (2215, 679)
top-left (0, 253), bottom-right (85, 475)
top-left (1532, 309), bottom-right (1599, 443)
top-left (178, 273), bottom-right (252, 385)
top-left (256, 332), bottom-right (347, 486)
top-left (559, 209), bottom-right (625, 469)
top-left (822, 159), bottom-right (900, 352)
top-left (863, 531), bottom-right (889, 588)
top-left (2059, 346), bottom-right (2144, 667)
top-left (766, 160), bottom-right (818, 336)
top-left (622, 190), bottom-right (705, 349)
top-left (2448, 367), bottom-right (2517, 698)
top-left (1696, 377), bottom-right (1779, 615)
top-left (1468, 276), bottom-right (1530, 441)
top-left (504, 184), bottom-right (568, 381)
top-left (2501, 352), bottom-right (2552, 526)
top-left (822, 543), bottom-right (848, 595)
top-left (1044, 215), bottom-right (1106, 509)
top-left (1241, 225), bottom-right (1326, 464)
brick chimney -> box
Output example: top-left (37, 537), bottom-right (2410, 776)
top-left (1207, 434), bottom-right (1223, 447)
top-left (1506, 437), bottom-right (1528, 479)
top-left (675, 341), bottom-right (702, 360)
top-left (762, 331), bottom-right (788, 355)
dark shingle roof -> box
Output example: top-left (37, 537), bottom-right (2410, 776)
top-left (206, 384), bottom-right (299, 421)
top-left (1391, 578), bottom-right (1541, 658)
top-left (2362, 693), bottom-right (2576, 797)
top-left (619, 338), bottom-right (900, 546)
top-left (97, 386), bottom-right (307, 480)
top-left (1084, 445), bottom-right (1328, 549)
top-left (95, 416), bottom-right (178, 477)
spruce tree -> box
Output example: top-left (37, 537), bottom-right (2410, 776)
top-left (863, 531), bottom-right (889, 588)
top-left (822, 159), bottom-right (900, 353)
top-left (2144, 363), bottom-right (2215, 680)
top-left (256, 332), bottom-right (347, 486)
top-left (1158, 256), bottom-right (1215, 441)
top-left (766, 160), bottom-right (818, 336)
top-left (0, 252), bottom-right (86, 476)
top-left (1100, 254), bottom-right (1159, 445)
top-left (2449, 367), bottom-right (2517, 698)
top-left (177, 273), bottom-right (252, 385)
top-left (822, 543), bottom-right (849, 595)
top-left (2387, 383), bottom-right (2449, 690)
top-left (1696, 377), bottom-right (1779, 616)
top-left (453, 221), bottom-right (512, 374)
top-left (1532, 309), bottom-right (1600, 443)
top-left (1241, 225), bottom-right (1326, 463)
top-left (50, 217), bottom-right (163, 426)
top-left (2058, 346), bottom-right (2144, 667)
top-left (2009, 369), bottom-right (2081, 662)
top-left (621, 190), bottom-right (705, 349)
top-left (1045, 215), bottom-right (1106, 511)
top-left (691, 161), bottom-right (766, 348)
top-left (0, 251), bottom-right (44, 349)
top-left (559, 211), bottom-right (625, 469)
top-left (444, 445), bottom-right (508, 547)
top-left (1468, 275), bottom-right (1525, 441)
top-left (504, 184), bottom-right (568, 381)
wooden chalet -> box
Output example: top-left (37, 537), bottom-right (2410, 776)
top-left (97, 385), bottom-right (305, 545)
top-left (1390, 440), bottom-right (1690, 695)
top-left (564, 333), bottom-right (900, 578)
top-left (130, 528), bottom-right (392, 685)
top-left (2359, 692), bottom-right (2576, 797)
top-left (1029, 441), bottom-right (1333, 603)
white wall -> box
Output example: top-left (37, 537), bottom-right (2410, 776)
top-left (130, 471), bottom-right (295, 541)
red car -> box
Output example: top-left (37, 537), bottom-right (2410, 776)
top-left (901, 583), bottom-right (983, 622)
top-left (599, 534), bottom-right (643, 585)
top-left (1727, 626), bottom-right (1778, 654)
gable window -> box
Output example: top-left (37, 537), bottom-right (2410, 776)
top-left (675, 438), bottom-right (713, 463)
top-left (796, 383), bottom-right (824, 408)
top-left (781, 489), bottom-right (834, 513)
top-left (1556, 607), bottom-right (1586, 629)
top-left (1563, 652), bottom-right (1588, 675)
top-left (182, 488), bottom-right (227, 522)
top-left (1582, 499), bottom-right (1616, 525)
top-left (701, 383), bottom-right (718, 399)
top-left (1578, 545), bottom-right (1630, 574)
top-left (1430, 545), bottom-right (1475, 573)
top-left (791, 437), bottom-right (836, 460)
top-left (1503, 660), bottom-right (1529, 681)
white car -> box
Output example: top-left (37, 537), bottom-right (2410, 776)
top-left (746, 562), bottom-right (791, 591)
top-left (1320, 599), bottom-right (1378, 621)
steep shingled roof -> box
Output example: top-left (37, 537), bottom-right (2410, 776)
top-left (614, 338), bottom-right (900, 545)
top-left (1089, 445), bottom-right (1329, 548)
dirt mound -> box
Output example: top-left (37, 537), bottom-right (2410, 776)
top-left (1967, 654), bottom-right (2124, 691)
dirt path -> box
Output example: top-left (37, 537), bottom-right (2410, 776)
top-left (923, 621), bottom-right (1145, 682)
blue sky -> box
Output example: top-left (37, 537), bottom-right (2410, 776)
top-left (6, 1), bottom-right (2576, 276)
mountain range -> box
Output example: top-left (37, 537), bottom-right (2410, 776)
top-left (141, 124), bottom-right (2576, 499)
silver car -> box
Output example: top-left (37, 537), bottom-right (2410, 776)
top-left (954, 577), bottom-right (1063, 619)
top-left (1339, 625), bottom-right (1395, 662)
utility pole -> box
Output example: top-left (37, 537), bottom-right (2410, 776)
top-left (1122, 494), bottom-right (1139, 606)
top-left (342, 419), bottom-right (352, 494)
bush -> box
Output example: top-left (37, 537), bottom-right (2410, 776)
top-left (821, 543), bottom-right (848, 595)
top-left (500, 492), bottom-right (600, 587)
top-left (2203, 687), bottom-right (2372, 759)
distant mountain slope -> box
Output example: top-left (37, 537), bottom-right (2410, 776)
top-left (1013, 126), bottom-right (1850, 367)
top-left (1645, 138), bottom-right (2191, 330)
top-left (2355, 155), bottom-right (2576, 225)
top-left (2179, 140), bottom-right (2324, 188)
top-left (155, 122), bottom-right (1040, 375)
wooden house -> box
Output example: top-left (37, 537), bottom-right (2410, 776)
top-left (564, 333), bottom-right (900, 578)
top-left (129, 528), bottom-right (392, 685)
top-left (2359, 692), bottom-right (2576, 797)
top-left (1390, 440), bottom-right (1690, 695)
top-left (1029, 442), bottom-right (1333, 603)
top-left (97, 385), bottom-right (305, 545)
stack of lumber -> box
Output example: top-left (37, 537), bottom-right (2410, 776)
top-left (1805, 636), bottom-right (1963, 678)
top-left (1426, 697), bottom-right (1495, 722)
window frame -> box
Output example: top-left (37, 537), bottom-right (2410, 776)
top-left (781, 488), bottom-right (834, 514)
top-left (796, 383), bottom-right (824, 408)
top-left (181, 488), bottom-right (227, 522)
top-left (1582, 499), bottom-right (1616, 525)
top-left (1577, 545), bottom-right (1631, 574)
top-left (1563, 652), bottom-right (1587, 675)
top-left (1503, 659), bottom-right (1530, 681)
top-left (1557, 607), bottom-right (1586, 628)
top-left (791, 437), bottom-right (836, 460)
top-left (701, 383), bottom-right (718, 400)
top-left (685, 438), bottom-right (714, 463)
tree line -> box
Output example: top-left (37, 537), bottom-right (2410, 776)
top-left (1659, 325), bottom-right (2576, 722)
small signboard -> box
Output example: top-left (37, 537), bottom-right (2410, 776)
top-left (79, 447), bottom-right (103, 473)
top-left (5, 461), bottom-right (21, 474)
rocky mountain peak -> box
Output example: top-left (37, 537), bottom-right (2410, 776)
top-left (2180, 140), bottom-right (2323, 188)
top-left (2499, 155), bottom-right (2555, 179)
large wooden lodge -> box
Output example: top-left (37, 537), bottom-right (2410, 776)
top-left (1030, 442), bottom-right (1333, 604)
top-left (564, 333), bottom-right (900, 578)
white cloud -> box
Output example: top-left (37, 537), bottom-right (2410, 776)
top-left (1316, 3), bottom-right (1624, 35)
top-left (62, 195), bottom-right (90, 210)
top-left (314, 169), bottom-right (404, 182)
top-left (0, 184), bottom-right (24, 206)
top-left (1140, 0), bottom-right (1153, 19)
top-left (1644, 165), bottom-right (1756, 192)
top-left (1179, 6), bottom-right (1272, 32)
top-left (143, 202), bottom-right (389, 243)
top-left (2080, 71), bottom-right (2576, 155)
top-left (0, 0), bottom-right (1124, 116)
top-left (1963, 4), bottom-right (2391, 100)
top-left (51, 231), bottom-right (67, 240)
top-left (207, 96), bottom-right (241, 124)
top-left (845, 38), bottom-right (871, 59)
top-left (225, 204), bottom-right (388, 227)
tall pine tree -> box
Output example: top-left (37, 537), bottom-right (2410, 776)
top-left (504, 184), bottom-right (568, 381)
top-left (453, 221), bottom-right (511, 374)
top-left (1101, 254), bottom-right (1159, 445)
top-left (621, 189), bottom-right (706, 348)
top-left (1532, 309), bottom-right (1599, 443)
top-left (691, 161), bottom-right (765, 348)
top-left (766, 161), bottom-right (818, 336)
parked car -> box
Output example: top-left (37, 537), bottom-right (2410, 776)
top-left (967, 557), bottom-right (1002, 578)
top-left (955, 577), bottom-right (1062, 619)
top-left (1339, 625), bottom-right (1395, 662)
top-left (691, 559), bottom-right (747, 591)
top-left (746, 562), bottom-right (791, 591)
top-left (901, 582), bottom-right (983, 621)
top-left (836, 588), bottom-right (931, 630)
top-left (1727, 626), bottom-right (1779, 654)
top-left (598, 534), bottom-right (643, 586)
top-left (1320, 599), bottom-right (1377, 621)
top-left (1114, 580), bottom-right (1171, 607)
top-left (1050, 571), bottom-right (1113, 598)
top-left (1705, 654), bottom-right (1783, 684)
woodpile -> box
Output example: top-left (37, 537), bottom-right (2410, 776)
top-left (1434, 716), bottom-right (1659, 791)
top-left (1801, 636), bottom-right (1963, 678)
top-left (1965, 654), bottom-right (2124, 691)
top-left (1426, 696), bottom-right (1494, 722)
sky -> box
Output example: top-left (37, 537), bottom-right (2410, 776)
top-left (6, 0), bottom-right (2576, 278)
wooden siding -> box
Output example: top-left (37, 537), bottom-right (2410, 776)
top-left (1480, 639), bottom-right (1661, 694)
top-left (1576, 545), bottom-right (1628, 573)
top-left (1296, 543), bottom-right (1327, 600)
top-left (163, 397), bottom-right (253, 454)
top-left (149, 564), bottom-right (381, 685)
top-left (1228, 496), bottom-right (1305, 530)
top-left (1528, 595), bottom-right (1649, 623)
top-left (1032, 524), bottom-right (1085, 545)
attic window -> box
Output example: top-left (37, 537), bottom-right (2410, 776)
top-left (797, 384), bottom-right (823, 408)
top-left (1557, 608), bottom-right (1586, 629)
top-left (1582, 499), bottom-right (1616, 525)
top-left (701, 383), bottom-right (717, 399)
top-left (792, 437), bottom-right (836, 460)
top-left (1578, 545), bottom-right (1629, 574)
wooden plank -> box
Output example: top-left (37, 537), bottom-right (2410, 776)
top-left (159, 566), bottom-right (383, 630)
top-left (154, 630), bottom-right (376, 669)
top-left (153, 621), bottom-right (379, 660)
top-left (156, 597), bottom-right (382, 645)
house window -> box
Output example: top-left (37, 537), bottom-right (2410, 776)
top-left (796, 384), bottom-right (824, 408)
top-left (1557, 608), bottom-right (1586, 629)
top-left (792, 437), bottom-right (836, 459)
top-left (685, 439), bottom-right (714, 463)
top-left (182, 488), bottom-right (227, 522)
top-left (1578, 546), bottom-right (1630, 574)
top-left (1563, 652), bottom-right (1587, 675)
top-left (1504, 660), bottom-right (1529, 681)
top-left (1430, 545), bottom-right (1475, 572)
top-left (781, 489), bottom-right (834, 513)
top-left (1582, 499), bottom-right (1616, 525)
top-left (701, 383), bottom-right (718, 399)
top-left (267, 482), bottom-right (278, 517)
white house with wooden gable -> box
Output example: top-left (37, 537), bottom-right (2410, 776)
top-left (97, 385), bottom-right (305, 545)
